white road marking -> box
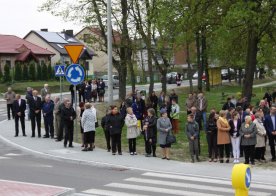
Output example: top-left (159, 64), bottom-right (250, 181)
top-left (5, 153), bottom-right (22, 156)
top-left (83, 189), bottom-right (149, 196)
top-left (125, 177), bottom-right (271, 196)
top-left (0, 156), bottom-right (11, 159)
top-left (142, 172), bottom-right (276, 191)
top-left (106, 183), bottom-right (223, 196)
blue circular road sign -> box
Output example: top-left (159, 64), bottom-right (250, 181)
top-left (65, 64), bottom-right (85, 85)
top-left (245, 167), bottom-right (251, 188)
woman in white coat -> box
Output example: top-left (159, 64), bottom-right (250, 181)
top-left (81, 103), bottom-right (96, 151)
top-left (253, 110), bottom-right (266, 162)
top-left (125, 107), bottom-right (140, 155)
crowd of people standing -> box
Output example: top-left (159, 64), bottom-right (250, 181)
top-left (4, 83), bottom-right (276, 164)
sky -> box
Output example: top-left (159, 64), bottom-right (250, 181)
top-left (0, 0), bottom-right (81, 38)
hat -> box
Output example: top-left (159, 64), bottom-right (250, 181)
top-left (160, 108), bottom-right (167, 114)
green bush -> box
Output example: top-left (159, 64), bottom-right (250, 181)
top-left (42, 63), bottom-right (48, 80)
top-left (22, 64), bottom-right (28, 80)
top-left (29, 61), bottom-right (36, 81)
top-left (36, 63), bottom-right (42, 80)
top-left (3, 64), bottom-right (11, 82)
top-left (14, 62), bottom-right (22, 81)
top-left (47, 63), bottom-right (53, 80)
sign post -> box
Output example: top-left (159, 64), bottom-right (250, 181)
top-left (232, 164), bottom-right (251, 196)
top-left (54, 65), bottom-right (66, 100)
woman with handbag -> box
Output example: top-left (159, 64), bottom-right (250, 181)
top-left (157, 108), bottom-right (172, 160)
top-left (143, 108), bottom-right (157, 157)
top-left (125, 107), bottom-right (140, 155)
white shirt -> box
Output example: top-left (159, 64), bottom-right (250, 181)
top-left (18, 99), bottom-right (21, 106)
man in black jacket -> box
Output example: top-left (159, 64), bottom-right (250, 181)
top-left (29, 90), bottom-right (42, 137)
top-left (13, 94), bottom-right (26, 137)
top-left (61, 100), bottom-right (76, 148)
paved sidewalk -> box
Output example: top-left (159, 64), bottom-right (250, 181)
top-left (0, 179), bottom-right (74, 196)
top-left (0, 119), bottom-right (276, 186)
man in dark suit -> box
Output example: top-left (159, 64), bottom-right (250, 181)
top-left (42, 95), bottom-right (54, 138)
top-left (264, 106), bottom-right (276, 162)
top-left (13, 94), bottom-right (26, 137)
top-left (29, 90), bottom-right (42, 137)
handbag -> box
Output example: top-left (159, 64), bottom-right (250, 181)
top-left (95, 121), bottom-right (99, 128)
top-left (166, 131), bottom-right (176, 144)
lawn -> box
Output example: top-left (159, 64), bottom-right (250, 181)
top-left (73, 81), bottom-right (274, 162)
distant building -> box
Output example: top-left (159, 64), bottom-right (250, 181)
top-left (75, 27), bottom-right (122, 76)
top-left (24, 29), bottom-right (94, 75)
top-left (0, 34), bottom-right (54, 70)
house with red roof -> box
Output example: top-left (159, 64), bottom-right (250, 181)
top-left (0, 34), bottom-right (54, 70)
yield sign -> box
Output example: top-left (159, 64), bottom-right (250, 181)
top-left (64, 45), bottom-right (84, 64)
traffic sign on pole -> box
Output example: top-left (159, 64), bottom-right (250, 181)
top-left (64, 45), bottom-right (84, 64)
top-left (65, 64), bottom-right (85, 85)
top-left (54, 65), bottom-right (66, 77)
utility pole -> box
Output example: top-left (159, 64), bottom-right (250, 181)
top-left (107, 0), bottom-right (113, 104)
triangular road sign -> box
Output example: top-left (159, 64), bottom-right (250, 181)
top-left (64, 45), bottom-right (84, 64)
top-left (56, 66), bottom-right (65, 75)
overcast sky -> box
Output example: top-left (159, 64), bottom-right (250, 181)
top-left (0, 0), bottom-right (81, 38)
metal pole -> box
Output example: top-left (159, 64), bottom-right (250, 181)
top-left (60, 76), bottom-right (63, 100)
top-left (107, 0), bottom-right (113, 104)
top-left (74, 85), bottom-right (78, 143)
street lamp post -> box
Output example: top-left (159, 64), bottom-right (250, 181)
top-left (107, 0), bottom-right (113, 104)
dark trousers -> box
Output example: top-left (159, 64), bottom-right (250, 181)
top-left (268, 135), bottom-right (276, 159)
top-left (44, 116), bottom-right (54, 137)
top-left (218, 144), bottom-right (230, 159)
top-left (111, 134), bottom-right (122, 153)
top-left (57, 120), bottom-right (64, 141)
top-left (30, 112), bottom-right (41, 137)
top-left (144, 137), bottom-right (157, 156)
top-left (14, 115), bottom-right (25, 136)
top-left (255, 147), bottom-right (265, 160)
top-left (79, 93), bottom-right (85, 103)
top-left (64, 122), bottom-right (74, 146)
top-left (206, 133), bottom-right (218, 158)
top-left (104, 131), bottom-right (111, 150)
top-left (128, 138), bottom-right (136, 153)
top-left (7, 104), bottom-right (14, 120)
top-left (71, 92), bottom-right (75, 104)
top-left (243, 145), bottom-right (255, 164)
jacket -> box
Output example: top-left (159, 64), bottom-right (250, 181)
top-left (42, 100), bottom-right (54, 118)
top-left (61, 106), bottom-right (76, 124)
top-left (125, 114), bottom-right (140, 139)
top-left (217, 117), bottom-right (230, 145)
top-left (229, 119), bottom-right (241, 137)
top-left (207, 118), bottom-right (217, 135)
top-left (101, 115), bottom-right (108, 132)
top-left (196, 97), bottom-right (208, 112)
top-left (264, 114), bottom-right (276, 135)
top-left (171, 104), bottom-right (180, 120)
top-left (29, 96), bottom-right (42, 115)
top-left (4, 91), bottom-right (15, 104)
top-left (253, 118), bottom-right (266, 148)
top-left (185, 97), bottom-right (195, 111)
top-left (81, 109), bottom-right (96, 132)
top-left (143, 115), bottom-right (157, 141)
top-left (106, 113), bottom-right (124, 135)
top-left (186, 121), bottom-right (199, 140)
top-left (13, 99), bottom-right (26, 117)
top-left (239, 122), bottom-right (257, 146)
top-left (157, 117), bottom-right (172, 145)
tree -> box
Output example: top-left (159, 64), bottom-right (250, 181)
top-left (14, 62), bottom-right (22, 81)
top-left (22, 64), bottom-right (29, 80)
top-left (37, 63), bottom-right (42, 80)
top-left (0, 67), bottom-right (3, 81)
top-left (40, 0), bottom-right (133, 101)
top-left (47, 63), bottom-right (53, 80)
top-left (42, 62), bottom-right (48, 80)
top-left (3, 64), bottom-right (11, 82)
top-left (29, 61), bottom-right (36, 81)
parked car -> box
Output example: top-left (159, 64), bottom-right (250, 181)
top-left (100, 75), bottom-right (119, 89)
top-left (221, 68), bottom-right (235, 80)
top-left (166, 72), bottom-right (178, 84)
top-left (193, 71), bottom-right (206, 80)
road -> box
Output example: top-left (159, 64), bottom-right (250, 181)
top-left (1, 141), bottom-right (276, 196)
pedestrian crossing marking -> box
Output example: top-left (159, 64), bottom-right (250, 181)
top-left (82, 172), bottom-right (275, 196)
top-left (5, 153), bottom-right (22, 156)
top-left (0, 156), bottom-right (11, 160)
top-left (83, 189), bottom-right (149, 196)
top-left (106, 183), bottom-right (223, 196)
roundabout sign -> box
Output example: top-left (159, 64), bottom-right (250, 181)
top-left (65, 64), bottom-right (85, 85)
top-left (232, 164), bottom-right (251, 196)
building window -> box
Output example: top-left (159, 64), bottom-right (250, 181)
top-left (5, 60), bottom-right (11, 67)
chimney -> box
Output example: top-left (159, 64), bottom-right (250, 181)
top-left (41, 28), bottom-right (48, 32)
top-left (65, 30), bottom-right (74, 37)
